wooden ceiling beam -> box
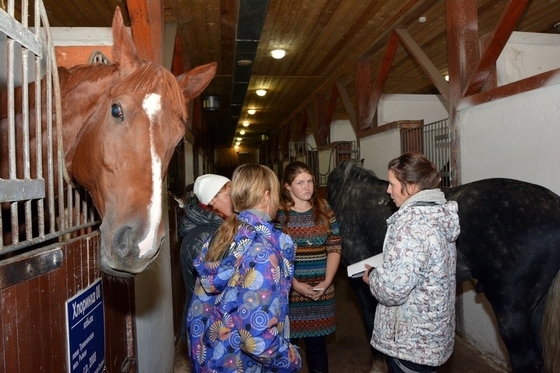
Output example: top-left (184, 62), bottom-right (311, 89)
top-left (362, 30), bottom-right (400, 131)
top-left (126, 0), bottom-right (163, 63)
top-left (394, 28), bottom-right (449, 102)
top-left (335, 80), bottom-right (357, 135)
top-left (463, 0), bottom-right (529, 97)
top-left (446, 0), bottom-right (479, 107)
top-left (316, 94), bottom-right (329, 146)
top-left (171, 32), bottom-right (185, 76)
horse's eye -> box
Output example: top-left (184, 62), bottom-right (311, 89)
top-left (176, 138), bottom-right (184, 148)
top-left (111, 104), bottom-right (124, 121)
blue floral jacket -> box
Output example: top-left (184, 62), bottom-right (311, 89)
top-left (186, 210), bottom-right (302, 373)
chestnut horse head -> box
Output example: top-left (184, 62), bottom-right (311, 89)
top-left (60, 8), bottom-right (216, 276)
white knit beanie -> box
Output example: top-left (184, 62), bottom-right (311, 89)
top-left (193, 174), bottom-right (230, 205)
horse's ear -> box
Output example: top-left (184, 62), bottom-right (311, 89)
top-left (111, 7), bottom-right (139, 68)
top-left (177, 62), bottom-right (218, 100)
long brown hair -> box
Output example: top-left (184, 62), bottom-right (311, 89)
top-left (279, 161), bottom-right (330, 232)
top-left (205, 164), bottom-right (280, 262)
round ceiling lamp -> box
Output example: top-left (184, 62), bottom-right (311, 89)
top-left (256, 89), bottom-right (267, 96)
top-left (243, 121), bottom-right (250, 127)
top-left (248, 109), bottom-right (256, 115)
top-left (271, 49), bottom-right (286, 59)
top-left (240, 130), bottom-right (246, 135)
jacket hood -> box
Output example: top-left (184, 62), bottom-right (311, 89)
top-left (182, 201), bottom-right (224, 234)
top-left (193, 210), bottom-right (295, 296)
top-left (390, 189), bottom-right (460, 243)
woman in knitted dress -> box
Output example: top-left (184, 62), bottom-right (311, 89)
top-left (276, 161), bottom-right (341, 373)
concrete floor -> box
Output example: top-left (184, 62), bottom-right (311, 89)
top-left (174, 267), bottom-right (509, 373)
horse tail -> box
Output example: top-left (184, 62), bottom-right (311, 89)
top-left (542, 269), bottom-right (560, 373)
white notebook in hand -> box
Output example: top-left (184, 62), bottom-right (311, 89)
top-left (347, 253), bottom-right (384, 278)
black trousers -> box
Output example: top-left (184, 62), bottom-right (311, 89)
top-left (387, 356), bottom-right (440, 373)
top-left (291, 336), bottom-right (328, 373)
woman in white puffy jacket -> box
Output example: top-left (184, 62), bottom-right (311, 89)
top-left (362, 152), bottom-right (460, 373)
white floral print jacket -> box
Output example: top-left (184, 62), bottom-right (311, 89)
top-left (367, 189), bottom-right (460, 367)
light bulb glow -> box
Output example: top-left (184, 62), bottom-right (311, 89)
top-left (256, 89), bottom-right (267, 96)
top-left (248, 109), bottom-right (256, 115)
top-left (240, 130), bottom-right (246, 135)
top-left (243, 121), bottom-right (250, 127)
top-left (271, 49), bottom-right (286, 59)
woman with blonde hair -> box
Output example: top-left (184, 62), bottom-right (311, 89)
top-left (186, 164), bottom-right (301, 373)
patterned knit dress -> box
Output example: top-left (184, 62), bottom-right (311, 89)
top-left (276, 202), bottom-right (341, 338)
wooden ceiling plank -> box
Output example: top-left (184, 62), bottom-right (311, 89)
top-left (394, 28), bottom-right (449, 102)
top-left (463, 0), bottom-right (529, 97)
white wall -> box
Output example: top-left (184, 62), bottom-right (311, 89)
top-left (359, 129), bottom-right (401, 178)
top-left (134, 186), bottom-right (175, 373)
top-left (496, 32), bottom-right (560, 86)
top-left (378, 94), bottom-right (449, 125)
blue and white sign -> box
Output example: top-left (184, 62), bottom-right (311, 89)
top-left (66, 278), bottom-right (105, 373)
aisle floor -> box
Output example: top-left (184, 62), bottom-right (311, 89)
top-left (174, 267), bottom-right (509, 373)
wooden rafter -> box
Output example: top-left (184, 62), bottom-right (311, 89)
top-left (362, 30), bottom-right (400, 131)
top-left (463, 0), bottom-right (529, 97)
top-left (126, 0), bottom-right (163, 63)
top-left (394, 28), bottom-right (449, 102)
top-left (316, 94), bottom-right (328, 146)
top-left (335, 80), bottom-right (357, 135)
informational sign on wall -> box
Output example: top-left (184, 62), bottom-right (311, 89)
top-left (66, 278), bottom-right (105, 373)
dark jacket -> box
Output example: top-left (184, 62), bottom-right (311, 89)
top-left (178, 197), bottom-right (225, 343)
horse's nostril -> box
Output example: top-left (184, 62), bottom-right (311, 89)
top-left (113, 225), bottom-right (133, 256)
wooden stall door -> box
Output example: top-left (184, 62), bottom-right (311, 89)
top-left (0, 233), bottom-right (135, 373)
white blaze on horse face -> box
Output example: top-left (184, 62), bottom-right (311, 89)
top-left (138, 93), bottom-right (163, 257)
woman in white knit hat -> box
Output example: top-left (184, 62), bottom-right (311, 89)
top-left (178, 174), bottom-right (233, 345)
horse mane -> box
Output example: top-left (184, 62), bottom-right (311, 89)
top-left (58, 62), bottom-right (188, 122)
top-left (327, 159), bottom-right (394, 220)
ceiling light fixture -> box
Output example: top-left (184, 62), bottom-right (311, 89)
top-left (248, 109), bottom-right (256, 115)
top-left (243, 121), bottom-right (250, 127)
top-left (271, 49), bottom-right (286, 59)
top-left (237, 59), bottom-right (253, 66)
top-left (237, 137), bottom-right (242, 141)
top-left (256, 89), bottom-right (267, 96)
top-left (240, 130), bottom-right (246, 135)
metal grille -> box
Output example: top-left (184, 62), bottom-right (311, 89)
top-left (1, 0), bottom-right (98, 256)
top-left (289, 141), bottom-right (358, 187)
top-left (400, 118), bottom-right (453, 188)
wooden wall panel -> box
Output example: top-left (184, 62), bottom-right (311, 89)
top-left (0, 233), bottom-right (134, 373)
